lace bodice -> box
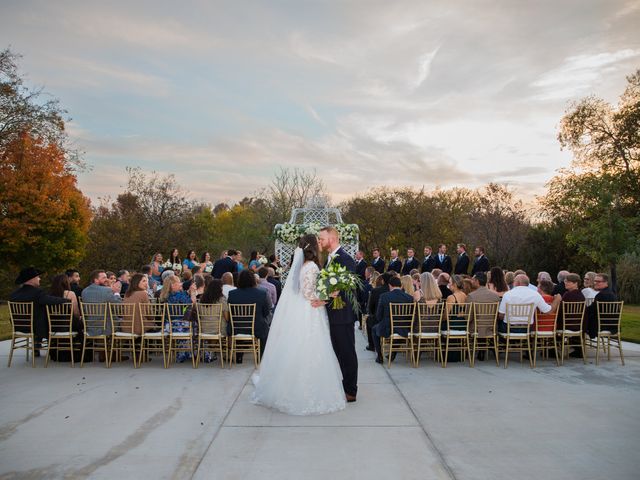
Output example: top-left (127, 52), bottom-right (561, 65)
top-left (300, 261), bottom-right (320, 301)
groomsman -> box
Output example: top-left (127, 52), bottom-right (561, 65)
top-left (454, 243), bottom-right (470, 275)
top-left (387, 249), bottom-right (402, 273)
top-left (435, 244), bottom-right (452, 273)
top-left (355, 250), bottom-right (368, 280)
top-left (471, 246), bottom-right (490, 275)
top-left (421, 246), bottom-right (436, 273)
top-left (401, 248), bottom-right (420, 275)
top-left (371, 248), bottom-right (385, 273)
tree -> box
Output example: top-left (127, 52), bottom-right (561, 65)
top-left (0, 133), bottom-right (91, 274)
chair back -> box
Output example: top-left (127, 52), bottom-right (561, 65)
top-left (534, 308), bottom-right (558, 333)
top-left (416, 302), bottom-right (444, 335)
top-left (228, 303), bottom-right (256, 336)
top-left (196, 303), bottom-right (224, 335)
top-left (80, 302), bottom-right (109, 336)
top-left (504, 303), bottom-right (534, 334)
top-left (389, 302), bottom-right (415, 336)
top-left (561, 301), bottom-right (585, 332)
top-left (472, 302), bottom-right (499, 336)
top-left (109, 303), bottom-right (137, 335)
top-left (596, 301), bottom-right (623, 333)
top-left (446, 302), bottom-right (471, 331)
top-left (8, 301), bottom-right (34, 334)
top-left (165, 303), bottom-right (194, 335)
top-left (46, 303), bottom-right (74, 333)
top-left (138, 303), bottom-right (166, 334)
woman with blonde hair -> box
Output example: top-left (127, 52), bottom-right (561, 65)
top-left (419, 272), bottom-right (442, 304)
top-left (401, 275), bottom-right (421, 302)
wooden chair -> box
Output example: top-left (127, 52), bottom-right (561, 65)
top-left (138, 303), bottom-right (168, 368)
top-left (80, 302), bottom-right (111, 368)
top-left (532, 308), bottom-right (559, 367)
top-left (109, 303), bottom-right (139, 368)
top-left (228, 303), bottom-right (260, 367)
top-left (195, 303), bottom-right (226, 368)
top-left (413, 302), bottom-right (443, 367)
top-left (166, 303), bottom-right (196, 368)
top-left (470, 302), bottom-right (500, 367)
top-left (442, 302), bottom-right (472, 367)
top-left (595, 301), bottom-right (624, 365)
top-left (558, 301), bottom-right (586, 365)
top-left (498, 303), bottom-right (534, 368)
top-left (7, 301), bottom-right (36, 367)
top-left (380, 302), bottom-right (416, 368)
top-left (45, 303), bottom-right (78, 367)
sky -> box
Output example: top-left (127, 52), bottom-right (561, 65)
top-left (1, 0), bottom-right (639, 207)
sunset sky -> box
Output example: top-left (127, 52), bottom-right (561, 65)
top-left (1, 0), bottom-right (639, 206)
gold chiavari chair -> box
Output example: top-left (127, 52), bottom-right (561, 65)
top-left (228, 303), bottom-right (259, 367)
top-left (80, 302), bottom-right (111, 368)
top-left (7, 301), bottom-right (36, 367)
top-left (45, 303), bottom-right (77, 367)
top-left (381, 302), bottom-right (416, 368)
top-left (595, 301), bottom-right (624, 365)
top-left (166, 303), bottom-right (196, 368)
top-left (471, 302), bottom-right (500, 367)
top-left (413, 302), bottom-right (444, 367)
top-left (109, 303), bottom-right (139, 368)
top-left (498, 303), bottom-right (534, 368)
top-left (360, 314), bottom-right (369, 340)
top-left (138, 303), bottom-right (168, 368)
top-left (196, 303), bottom-right (226, 368)
top-left (442, 302), bottom-right (472, 368)
top-left (558, 301), bottom-right (586, 365)
top-left (532, 308), bottom-right (559, 368)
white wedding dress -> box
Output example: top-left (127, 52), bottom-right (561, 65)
top-left (251, 248), bottom-right (346, 415)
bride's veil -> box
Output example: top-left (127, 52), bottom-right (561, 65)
top-left (284, 247), bottom-right (304, 295)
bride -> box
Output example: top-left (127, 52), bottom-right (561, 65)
top-left (251, 234), bottom-right (346, 415)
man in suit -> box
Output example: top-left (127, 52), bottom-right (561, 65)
top-left (315, 226), bottom-right (358, 402)
top-left (421, 246), bottom-right (436, 273)
top-left (454, 243), bottom-right (470, 275)
top-left (372, 276), bottom-right (414, 364)
top-left (366, 272), bottom-right (392, 352)
top-left (355, 250), bottom-right (368, 280)
top-left (371, 248), bottom-right (385, 273)
top-left (212, 249), bottom-right (238, 279)
top-left (435, 244), bottom-right (452, 273)
top-left (9, 267), bottom-right (71, 354)
top-left (387, 249), bottom-right (402, 273)
top-left (81, 270), bottom-right (123, 336)
top-left (401, 248), bottom-right (420, 275)
top-left (471, 246), bottom-right (490, 275)
top-left (227, 269), bottom-right (271, 362)
top-left (585, 273), bottom-right (618, 339)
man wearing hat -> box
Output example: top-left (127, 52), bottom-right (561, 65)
top-left (9, 267), bottom-right (71, 356)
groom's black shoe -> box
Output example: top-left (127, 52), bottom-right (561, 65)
top-left (375, 356), bottom-right (383, 364)
top-left (345, 394), bottom-right (357, 403)
top-left (365, 345), bottom-right (375, 352)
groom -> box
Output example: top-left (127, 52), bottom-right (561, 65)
top-left (316, 226), bottom-right (358, 402)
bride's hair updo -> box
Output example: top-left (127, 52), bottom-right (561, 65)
top-left (299, 234), bottom-right (320, 266)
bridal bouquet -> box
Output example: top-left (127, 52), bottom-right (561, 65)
top-left (316, 259), bottom-right (363, 312)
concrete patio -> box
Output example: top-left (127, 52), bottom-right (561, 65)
top-left (1, 332), bottom-right (638, 480)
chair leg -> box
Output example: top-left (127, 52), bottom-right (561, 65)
top-left (45, 338), bottom-right (52, 368)
top-left (504, 339), bottom-right (509, 368)
top-left (618, 336), bottom-right (625, 366)
top-left (595, 336), bottom-right (600, 365)
top-left (526, 338), bottom-right (532, 368)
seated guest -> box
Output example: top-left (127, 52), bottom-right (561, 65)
top-left (50, 273), bottom-right (81, 319)
top-left (140, 265), bottom-right (157, 296)
top-left (257, 267), bottom-right (277, 309)
top-left (431, 268), bottom-right (442, 279)
top-left (266, 267), bottom-right (282, 301)
top-left (585, 273), bottom-right (617, 339)
top-left (227, 270), bottom-right (271, 362)
top-left (488, 268), bottom-right (508, 298)
top-left (10, 268), bottom-right (71, 355)
top-left (401, 248), bottom-right (420, 275)
top-left (160, 275), bottom-right (197, 362)
top-left (535, 279), bottom-right (556, 332)
top-left (221, 272), bottom-right (237, 298)
top-left (65, 269), bottom-right (83, 298)
top-left (467, 272), bottom-right (499, 304)
top-left (123, 273), bottom-right (151, 335)
top-left (366, 273), bottom-right (392, 352)
top-left (536, 271), bottom-right (553, 285)
top-left (105, 271), bottom-right (117, 287)
top-left (497, 274), bottom-right (558, 334)
top-left (446, 275), bottom-right (467, 308)
top-left (401, 275), bottom-right (421, 302)
top-left (504, 271), bottom-right (515, 291)
top-left (462, 277), bottom-right (475, 295)
top-left (81, 270), bottom-right (123, 336)
top-left (387, 249), bottom-right (402, 273)
top-left (181, 271), bottom-right (193, 291)
top-left (372, 276), bottom-right (414, 364)
top-left (199, 279), bottom-right (230, 339)
top-left (419, 272), bottom-right (442, 304)
top-left (553, 270), bottom-right (569, 296)
top-left (437, 272), bottom-right (452, 300)
top-left (582, 271), bottom-right (598, 303)
top-left (117, 270), bottom-right (130, 296)
top-left (193, 273), bottom-right (206, 299)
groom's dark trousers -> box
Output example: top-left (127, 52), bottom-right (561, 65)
top-left (326, 247), bottom-right (358, 397)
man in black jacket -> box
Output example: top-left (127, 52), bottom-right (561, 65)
top-left (421, 246), bottom-right (436, 273)
top-left (401, 248), bottom-right (420, 275)
top-left (366, 272), bottom-right (392, 352)
top-left (435, 244), bottom-right (452, 273)
top-left (212, 249), bottom-right (238, 279)
top-left (371, 248), bottom-right (385, 273)
top-left (471, 246), bottom-right (490, 275)
top-left (454, 243), bottom-right (470, 275)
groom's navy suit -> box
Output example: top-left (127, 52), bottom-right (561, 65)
top-left (325, 246), bottom-right (358, 398)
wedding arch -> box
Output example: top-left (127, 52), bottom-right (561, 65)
top-left (273, 197), bottom-right (359, 283)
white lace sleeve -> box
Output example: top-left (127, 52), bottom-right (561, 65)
top-left (300, 263), bottom-right (320, 301)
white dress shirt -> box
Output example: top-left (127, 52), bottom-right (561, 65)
top-left (498, 286), bottom-right (551, 324)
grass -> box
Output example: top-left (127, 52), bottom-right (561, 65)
top-left (1, 303), bottom-right (640, 343)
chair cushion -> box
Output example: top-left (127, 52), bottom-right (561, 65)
top-left (600, 330), bottom-right (612, 335)
top-left (391, 333), bottom-right (408, 339)
top-left (200, 333), bottom-right (221, 339)
top-left (51, 331), bottom-right (77, 336)
top-left (14, 332), bottom-right (32, 337)
top-left (559, 329), bottom-right (580, 334)
top-left (413, 332), bottom-right (439, 338)
top-left (233, 333), bottom-right (254, 338)
top-left (143, 331), bottom-right (166, 337)
top-left (114, 332), bottom-right (138, 337)
top-left (533, 331), bottom-right (554, 336)
top-left (441, 330), bottom-right (468, 336)
top-left (171, 332), bottom-right (191, 338)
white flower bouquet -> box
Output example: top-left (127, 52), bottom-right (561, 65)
top-left (316, 258), bottom-right (363, 312)
top-left (173, 263), bottom-right (183, 272)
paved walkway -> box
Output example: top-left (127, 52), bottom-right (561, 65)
top-left (0, 332), bottom-right (639, 479)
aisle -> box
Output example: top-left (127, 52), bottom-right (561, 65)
top-left (192, 327), bottom-right (454, 480)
